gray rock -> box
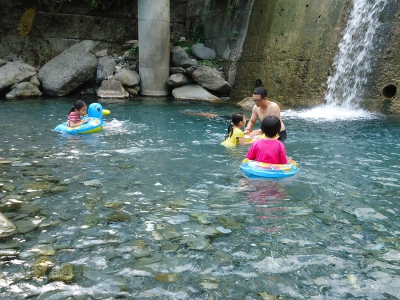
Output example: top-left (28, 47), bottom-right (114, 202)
top-left (170, 46), bottom-right (197, 68)
top-left (0, 61), bottom-right (36, 93)
top-left (96, 55), bottom-right (116, 85)
top-left (97, 79), bottom-right (129, 98)
top-left (192, 43), bottom-right (216, 60)
top-left (236, 97), bottom-right (255, 111)
top-left (185, 65), bottom-right (198, 76)
top-left (0, 59), bottom-right (7, 68)
top-left (29, 76), bottom-right (40, 87)
top-left (38, 40), bottom-right (98, 96)
top-left (96, 49), bottom-right (108, 57)
top-left (0, 212), bottom-right (16, 238)
top-left (122, 51), bottom-right (137, 62)
top-left (126, 88), bottom-right (139, 96)
top-left (192, 66), bottom-right (231, 94)
top-left (114, 68), bottom-right (140, 87)
top-left (169, 67), bottom-right (186, 74)
top-left (14, 217), bottom-right (45, 234)
top-left (167, 73), bottom-right (192, 87)
top-left (6, 82), bottom-right (42, 99)
top-left (172, 84), bottom-right (220, 101)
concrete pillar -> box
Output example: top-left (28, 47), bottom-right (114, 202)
top-left (138, 0), bottom-right (170, 96)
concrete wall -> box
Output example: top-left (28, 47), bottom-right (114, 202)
top-left (0, 0), bottom-right (186, 68)
top-left (363, 0), bottom-right (400, 114)
top-left (186, 0), bottom-right (255, 86)
top-left (230, 0), bottom-right (350, 106)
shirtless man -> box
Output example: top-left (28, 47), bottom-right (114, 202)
top-left (244, 87), bottom-right (287, 142)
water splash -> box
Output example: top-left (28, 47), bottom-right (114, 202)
top-left (295, 0), bottom-right (387, 120)
top-left (282, 105), bottom-right (382, 122)
top-left (325, 0), bottom-right (387, 107)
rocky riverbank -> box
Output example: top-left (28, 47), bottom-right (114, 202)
top-left (0, 40), bottom-right (235, 103)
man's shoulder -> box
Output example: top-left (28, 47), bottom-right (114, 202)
top-left (267, 101), bottom-right (279, 108)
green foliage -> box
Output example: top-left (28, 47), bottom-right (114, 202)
top-left (172, 40), bottom-right (193, 56)
top-left (128, 46), bottom-right (139, 59)
top-left (191, 21), bottom-right (204, 44)
top-left (227, 5), bottom-right (234, 16)
top-left (197, 59), bottom-right (220, 69)
top-left (224, 30), bottom-right (240, 41)
top-left (231, 30), bottom-right (239, 40)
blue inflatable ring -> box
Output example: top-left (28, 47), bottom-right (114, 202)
top-left (54, 103), bottom-right (110, 134)
top-left (240, 158), bottom-right (299, 178)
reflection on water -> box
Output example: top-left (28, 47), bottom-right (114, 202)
top-left (0, 97), bottom-right (400, 299)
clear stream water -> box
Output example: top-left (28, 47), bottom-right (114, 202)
top-left (0, 97), bottom-right (400, 299)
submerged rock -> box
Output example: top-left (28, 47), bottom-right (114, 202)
top-left (0, 213), bottom-right (17, 238)
top-left (14, 217), bottom-right (45, 233)
top-left (48, 264), bottom-right (75, 282)
top-left (154, 273), bottom-right (180, 282)
top-left (31, 256), bottom-right (54, 279)
top-left (190, 212), bottom-right (212, 225)
top-left (83, 179), bottom-right (103, 188)
top-left (30, 244), bottom-right (56, 256)
top-left (106, 211), bottom-right (131, 222)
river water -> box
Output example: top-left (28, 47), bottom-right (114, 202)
top-left (0, 97), bottom-right (400, 299)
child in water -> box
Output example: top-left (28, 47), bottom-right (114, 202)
top-left (67, 100), bottom-right (89, 128)
top-left (246, 115), bottom-right (287, 164)
top-left (221, 112), bottom-right (253, 147)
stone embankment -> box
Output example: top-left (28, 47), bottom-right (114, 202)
top-left (0, 40), bottom-right (232, 102)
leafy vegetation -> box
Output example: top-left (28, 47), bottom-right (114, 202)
top-left (191, 21), bottom-right (204, 44)
top-left (128, 46), bottom-right (138, 59)
top-left (197, 59), bottom-right (221, 69)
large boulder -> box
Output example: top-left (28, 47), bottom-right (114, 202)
top-left (191, 43), bottom-right (216, 60)
top-left (38, 40), bottom-right (98, 96)
top-left (113, 69), bottom-right (140, 88)
top-left (97, 79), bottom-right (129, 98)
top-left (192, 66), bottom-right (231, 94)
top-left (6, 82), bottom-right (42, 99)
top-left (170, 46), bottom-right (197, 68)
top-left (172, 84), bottom-right (220, 101)
top-left (0, 61), bottom-right (36, 93)
top-left (96, 55), bottom-right (116, 85)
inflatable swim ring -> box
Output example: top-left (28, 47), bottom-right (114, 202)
top-left (54, 103), bottom-right (110, 134)
top-left (240, 158), bottom-right (299, 178)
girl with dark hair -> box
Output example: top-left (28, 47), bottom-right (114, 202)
top-left (246, 115), bottom-right (287, 164)
top-left (67, 100), bottom-right (89, 128)
top-left (221, 112), bottom-right (252, 147)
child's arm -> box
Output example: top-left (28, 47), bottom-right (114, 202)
top-left (278, 144), bottom-right (288, 164)
top-left (246, 144), bottom-right (256, 160)
top-left (238, 137), bottom-right (252, 146)
top-left (247, 128), bottom-right (262, 137)
top-left (68, 119), bottom-right (89, 128)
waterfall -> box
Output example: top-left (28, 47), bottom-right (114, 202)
top-left (324, 0), bottom-right (388, 108)
top-left (283, 0), bottom-right (388, 121)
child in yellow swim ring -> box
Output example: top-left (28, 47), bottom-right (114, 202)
top-left (221, 112), bottom-right (253, 147)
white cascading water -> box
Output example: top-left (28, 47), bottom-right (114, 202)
top-left (284, 0), bottom-right (387, 121)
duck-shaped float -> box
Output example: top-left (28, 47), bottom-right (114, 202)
top-left (54, 103), bottom-right (110, 134)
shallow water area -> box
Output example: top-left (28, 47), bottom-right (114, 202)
top-left (0, 97), bottom-right (400, 299)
